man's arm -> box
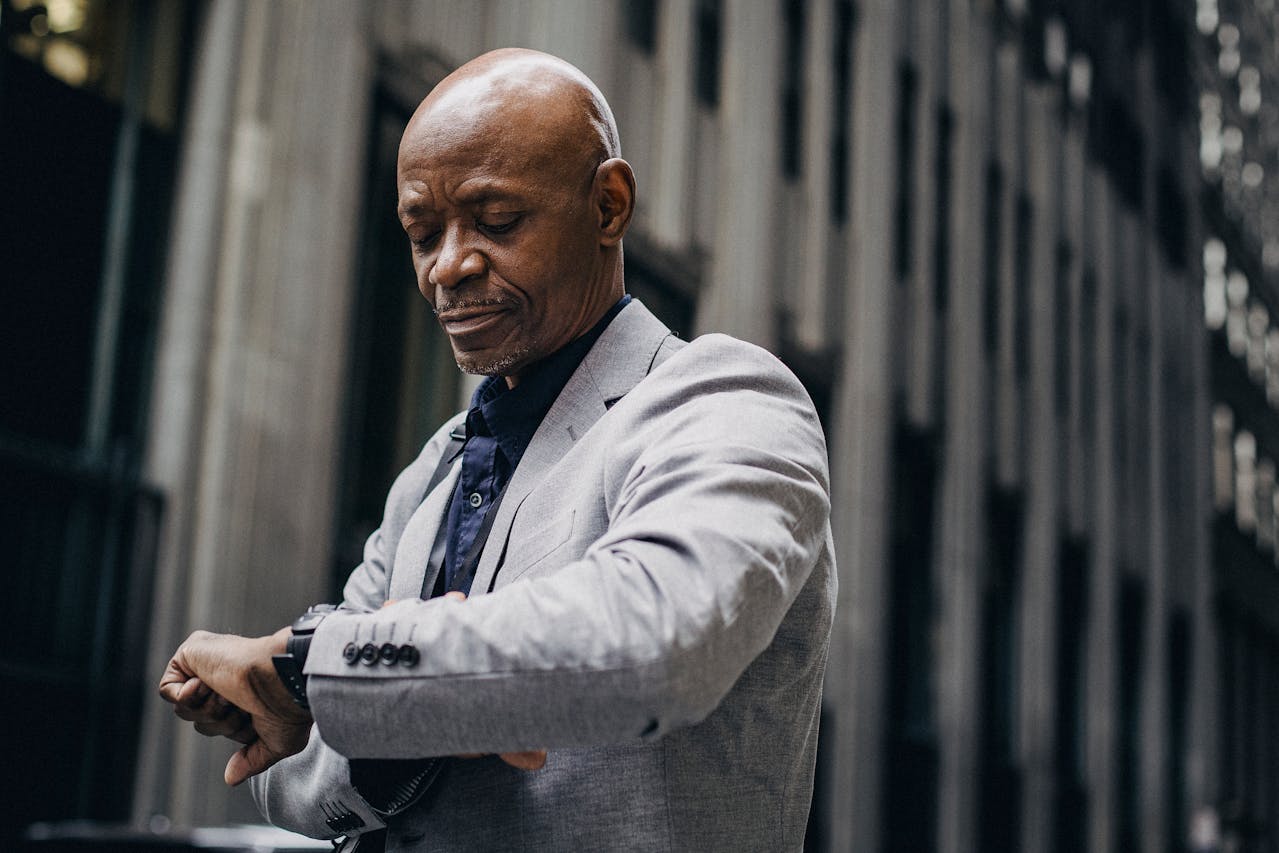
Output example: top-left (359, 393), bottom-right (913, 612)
top-left (305, 338), bottom-right (831, 760)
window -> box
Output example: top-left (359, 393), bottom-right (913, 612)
top-left (984, 162), bottom-right (1004, 357)
top-left (981, 487), bottom-right (1024, 853)
top-left (882, 424), bottom-right (941, 853)
top-left (780, 0), bottom-right (805, 179)
top-left (1054, 240), bottom-right (1072, 418)
top-left (1116, 578), bottom-right (1146, 853)
top-left (893, 62), bottom-right (918, 282)
top-left (829, 0), bottom-right (854, 223)
top-left (1014, 193), bottom-right (1034, 385)
top-left (694, 0), bottom-right (721, 107)
top-left (932, 105), bottom-right (954, 316)
top-left (624, 0), bottom-right (660, 54)
top-left (334, 87), bottom-right (461, 595)
top-left (1054, 538), bottom-right (1089, 853)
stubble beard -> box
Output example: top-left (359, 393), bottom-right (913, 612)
top-left (453, 340), bottom-right (537, 378)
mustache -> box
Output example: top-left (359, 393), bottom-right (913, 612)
top-left (431, 297), bottom-right (516, 316)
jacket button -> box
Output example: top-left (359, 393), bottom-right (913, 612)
top-left (359, 642), bottom-right (378, 665)
top-left (468, 492), bottom-right (483, 508)
top-left (397, 644), bottom-right (420, 667)
top-left (342, 643), bottom-right (359, 665)
top-left (379, 642), bottom-right (398, 665)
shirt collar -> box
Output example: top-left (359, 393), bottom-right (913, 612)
top-left (467, 294), bottom-right (631, 470)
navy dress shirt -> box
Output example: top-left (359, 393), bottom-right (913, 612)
top-left (441, 294), bottom-right (631, 594)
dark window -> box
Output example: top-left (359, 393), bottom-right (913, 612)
top-left (0, 0), bottom-right (192, 842)
top-left (624, 0), bottom-right (660, 54)
top-left (1080, 268), bottom-right (1097, 442)
top-left (334, 87), bottom-right (461, 595)
top-left (980, 487), bottom-right (1024, 853)
top-left (882, 424), bottom-right (940, 853)
top-left (1150, 6), bottom-right (1191, 121)
top-left (1014, 193), bottom-right (1034, 385)
top-left (893, 62), bottom-right (918, 281)
top-left (695, 0), bottom-right (721, 107)
top-left (1219, 616), bottom-right (1238, 806)
top-left (1054, 537), bottom-right (1089, 853)
top-left (1117, 577), bottom-right (1146, 853)
top-left (1166, 611), bottom-right (1191, 853)
top-left (1054, 240), bottom-right (1072, 419)
top-left (983, 161), bottom-right (1004, 357)
top-left (780, 0), bottom-right (806, 179)
top-left (1088, 94), bottom-right (1144, 212)
top-left (933, 104), bottom-right (954, 315)
top-left (1113, 310), bottom-right (1129, 482)
top-left (1156, 165), bottom-right (1187, 270)
top-left (829, 0), bottom-right (854, 223)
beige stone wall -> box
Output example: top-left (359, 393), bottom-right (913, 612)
top-left (133, 3), bottom-right (1215, 850)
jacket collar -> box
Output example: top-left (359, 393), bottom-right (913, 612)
top-left (469, 299), bottom-right (673, 594)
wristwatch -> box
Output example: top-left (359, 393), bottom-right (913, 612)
top-left (271, 603), bottom-right (337, 710)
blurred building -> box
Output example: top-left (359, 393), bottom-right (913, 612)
top-left (2, 0), bottom-right (1267, 852)
top-left (1199, 0), bottom-right (1279, 850)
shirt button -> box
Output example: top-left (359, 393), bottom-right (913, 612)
top-left (468, 492), bottom-right (483, 508)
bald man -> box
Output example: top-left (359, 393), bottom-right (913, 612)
top-left (160, 49), bottom-right (835, 852)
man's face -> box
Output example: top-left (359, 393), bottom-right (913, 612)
top-left (397, 105), bottom-right (609, 382)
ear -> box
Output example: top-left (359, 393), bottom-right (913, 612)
top-left (593, 158), bottom-right (636, 246)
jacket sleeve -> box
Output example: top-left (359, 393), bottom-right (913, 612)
top-left (250, 417), bottom-right (463, 838)
top-left (303, 338), bottom-right (832, 760)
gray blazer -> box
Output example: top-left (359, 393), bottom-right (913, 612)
top-left (252, 300), bottom-right (836, 851)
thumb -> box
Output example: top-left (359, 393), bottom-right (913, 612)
top-left (224, 740), bottom-right (279, 787)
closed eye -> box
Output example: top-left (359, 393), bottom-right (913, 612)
top-left (478, 214), bottom-right (521, 236)
top-left (409, 230), bottom-right (440, 253)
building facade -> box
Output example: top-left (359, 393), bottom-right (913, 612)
top-left (2, 1), bottom-right (1254, 851)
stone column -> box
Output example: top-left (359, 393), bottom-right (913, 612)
top-left (904, 0), bottom-right (940, 428)
top-left (1084, 163), bottom-right (1121, 853)
top-left (1137, 48), bottom-right (1170, 853)
top-left (134, 0), bottom-right (374, 827)
top-left (1017, 81), bottom-right (1063, 853)
top-left (695, 0), bottom-right (781, 348)
top-left (822, 1), bottom-right (900, 849)
top-left (649, 0), bottom-right (696, 251)
top-left (935, 4), bottom-right (991, 852)
top-left (993, 42), bottom-right (1024, 489)
top-left (792, 0), bottom-right (834, 351)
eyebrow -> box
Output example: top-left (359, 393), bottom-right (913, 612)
top-left (399, 180), bottom-right (525, 219)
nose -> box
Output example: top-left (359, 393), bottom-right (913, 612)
top-left (427, 224), bottom-right (486, 291)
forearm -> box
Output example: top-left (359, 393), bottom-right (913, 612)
top-left (306, 446), bottom-right (829, 758)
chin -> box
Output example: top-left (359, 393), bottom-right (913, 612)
top-left (454, 343), bottom-right (535, 378)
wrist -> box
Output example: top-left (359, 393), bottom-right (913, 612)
top-left (271, 604), bottom-right (336, 711)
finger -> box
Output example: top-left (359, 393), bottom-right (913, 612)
top-left (444, 591), bottom-right (466, 602)
top-left (193, 708), bottom-right (254, 740)
top-left (381, 599), bottom-right (397, 608)
top-left (225, 739), bottom-right (281, 787)
top-left (175, 677), bottom-right (212, 707)
top-left (158, 661), bottom-right (196, 704)
top-left (498, 750), bottom-right (547, 771)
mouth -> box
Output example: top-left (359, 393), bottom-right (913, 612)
top-left (435, 301), bottom-right (514, 337)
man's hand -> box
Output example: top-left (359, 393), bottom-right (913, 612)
top-left (159, 629), bottom-right (312, 786)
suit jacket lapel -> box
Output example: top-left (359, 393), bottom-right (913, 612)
top-left (390, 462), bottom-right (462, 601)
top-left (470, 300), bottom-right (673, 595)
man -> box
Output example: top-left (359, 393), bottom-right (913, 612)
top-left (160, 48), bottom-right (835, 851)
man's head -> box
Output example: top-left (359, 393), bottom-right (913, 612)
top-left (397, 48), bottom-right (635, 385)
